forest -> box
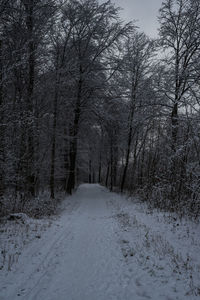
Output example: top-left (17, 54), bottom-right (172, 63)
top-left (0, 0), bottom-right (200, 219)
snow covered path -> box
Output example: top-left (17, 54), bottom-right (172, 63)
top-left (1, 184), bottom-right (200, 299)
top-left (24, 184), bottom-right (133, 300)
top-left (1, 184), bottom-right (138, 300)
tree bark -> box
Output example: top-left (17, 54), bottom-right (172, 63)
top-left (66, 68), bottom-right (82, 194)
top-left (89, 159), bottom-right (92, 183)
top-left (50, 84), bottom-right (59, 199)
top-left (170, 51), bottom-right (179, 200)
top-left (24, 0), bottom-right (35, 197)
top-left (110, 138), bottom-right (113, 191)
top-left (98, 153), bottom-right (102, 183)
top-left (0, 40), bottom-right (4, 197)
top-left (120, 108), bottom-right (134, 192)
top-left (105, 163), bottom-right (110, 188)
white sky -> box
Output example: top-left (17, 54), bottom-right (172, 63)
top-left (110, 0), bottom-right (163, 37)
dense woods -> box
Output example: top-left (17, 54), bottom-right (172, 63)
top-left (0, 0), bottom-right (200, 218)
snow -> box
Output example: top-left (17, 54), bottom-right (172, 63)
top-left (0, 184), bottom-right (200, 299)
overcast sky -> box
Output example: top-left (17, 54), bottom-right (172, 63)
top-left (111, 0), bottom-right (163, 37)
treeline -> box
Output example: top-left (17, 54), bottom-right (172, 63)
top-left (0, 0), bottom-right (199, 218)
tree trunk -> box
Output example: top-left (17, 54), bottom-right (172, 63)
top-left (98, 153), bottom-right (102, 183)
top-left (130, 133), bottom-right (139, 192)
top-left (113, 144), bottom-right (118, 187)
top-left (110, 139), bottom-right (113, 191)
top-left (120, 110), bottom-right (134, 192)
top-left (120, 82), bottom-right (136, 192)
top-left (89, 159), bottom-right (92, 183)
top-left (170, 48), bottom-right (180, 200)
top-left (50, 86), bottom-right (58, 199)
top-left (25, 0), bottom-right (35, 197)
top-left (171, 103), bottom-right (178, 153)
top-left (67, 138), bottom-right (78, 194)
top-left (139, 142), bottom-right (145, 186)
top-left (0, 40), bottom-right (4, 197)
top-left (66, 69), bottom-right (82, 194)
top-left (105, 163), bottom-right (110, 188)
top-left (170, 100), bottom-right (179, 200)
top-left (92, 170), bottom-right (95, 183)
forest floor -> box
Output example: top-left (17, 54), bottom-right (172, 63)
top-left (0, 184), bottom-right (200, 300)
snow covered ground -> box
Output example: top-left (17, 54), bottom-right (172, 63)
top-left (0, 184), bottom-right (200, 300)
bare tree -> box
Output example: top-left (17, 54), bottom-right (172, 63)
top-left (120, 32), bottom-right (155, 192)
top-left (159, 0), bottom-right (200, 199)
